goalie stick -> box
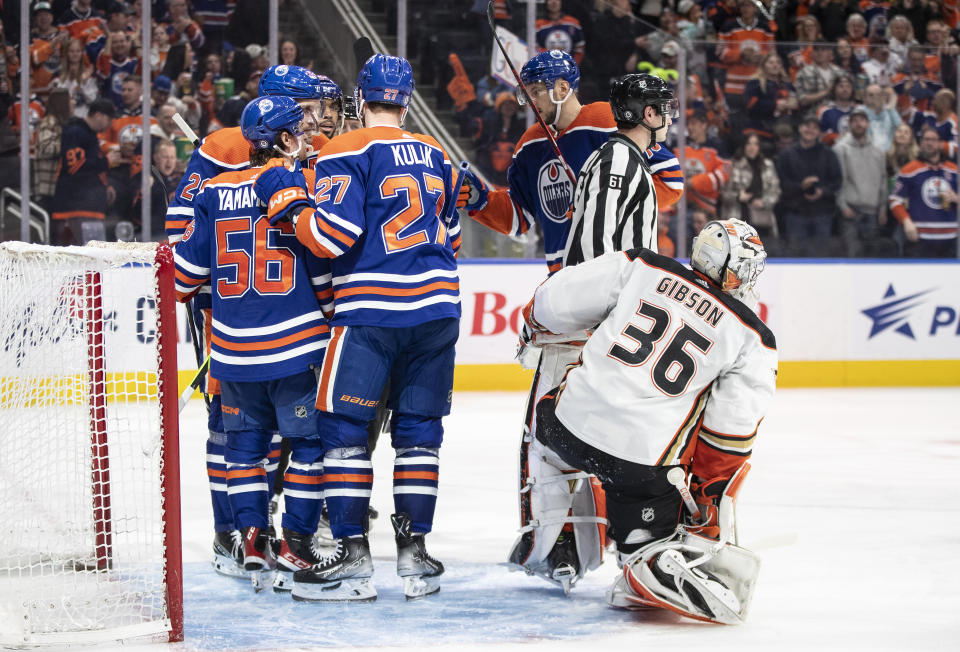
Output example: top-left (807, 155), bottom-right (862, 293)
top-left (486, 1), bottom-right (576, 186)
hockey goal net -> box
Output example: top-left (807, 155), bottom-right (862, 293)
top-left (0, 241), bottom-right (182, 646)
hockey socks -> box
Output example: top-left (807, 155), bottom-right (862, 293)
top-left (225, 431), bottom-right (274, 530)
top-left (206, 430), bottom-right (234, 532)
top-left (281, 439), bottom-right (325, 535)
top-left (322, 447), bottom-right (373, 538)
top-left (392, 447), bottom-right (439, 533)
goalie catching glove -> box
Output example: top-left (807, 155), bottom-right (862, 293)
top-left (253, 163), bottom-right (312, 226)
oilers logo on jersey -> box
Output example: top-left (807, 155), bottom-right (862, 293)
top-left (538, 160), bottom-right (574, 222)
top-left (111, 71), bottom-right (130, 99)
top-left (543, 29), bottom-right (574, 52)
top-left (921, 176), bottom-right (952, 209)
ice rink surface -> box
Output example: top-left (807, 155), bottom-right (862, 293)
top-left (163, 387), bottom-right (959, 652)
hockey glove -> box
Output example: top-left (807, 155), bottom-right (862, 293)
top-left (457, 169), bottom-right (488, 212)
top-left (254, 165), bottom-right (312, 225)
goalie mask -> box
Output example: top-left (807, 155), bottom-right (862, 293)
top-left (690, 219), bottom-right (766, 305)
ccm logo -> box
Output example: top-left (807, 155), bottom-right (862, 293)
top-left (221, 405), bottom-right (240, 415)
top-left (269, 187), bottom-right (307, 210)
top-left (339, 394), bottom-right (379, 407)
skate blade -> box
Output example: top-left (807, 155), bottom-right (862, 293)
top-left (551, 564), bottom-right (578, 596)
top-left (273, 569), bottom-right (294, 593)
top-left (292, 578), bottom-right (377, 602)
top-left (249, 568), bottom-right (277, 593)
top-left (401, 574), bottom-right (441, 600)
top-left (212, 555), bottom-right (250, 579)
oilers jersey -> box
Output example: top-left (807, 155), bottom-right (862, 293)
top-left (173, 161), bottom-right (332, 381)
top-left (889, 158), bottom-right (959, 240)
top-left (291, 126), bottom-right (460, 328)
top-left (166, 126), bottom-right (251, 242)
top-left (470, 102), bottom-right (684, 274)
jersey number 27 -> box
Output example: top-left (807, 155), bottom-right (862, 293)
top-left (379, 172), bottom-right (447, 254)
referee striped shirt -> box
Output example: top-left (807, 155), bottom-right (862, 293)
top-left (564, 133), bottom-right (658, 267)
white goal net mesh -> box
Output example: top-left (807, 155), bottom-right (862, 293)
top-left (0, 241), bottom-right (179, 647)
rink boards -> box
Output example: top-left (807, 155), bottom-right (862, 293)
top-left (156, 259), bottom-right (956, 390)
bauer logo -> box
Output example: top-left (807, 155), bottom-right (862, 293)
top-left (860, 283), bottom-right (960, 340)
top-left (537, 160), bottom-right (573, 223)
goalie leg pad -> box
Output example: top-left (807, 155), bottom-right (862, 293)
top-left (619, 531), bottom-right (761, 624)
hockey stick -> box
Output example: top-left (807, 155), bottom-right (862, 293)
top-left (172, 112), bottom-right (201, 147)
top-left (447, 160), bottom-right (470, 222)
top-left (168, 112), bottom-right (209, 407)
top-left (486, 1), bottom-right (576, 186)
top-left (177, 355), bottom-right (211, 413)
top-left (353, 36), bottom-right (375, 74)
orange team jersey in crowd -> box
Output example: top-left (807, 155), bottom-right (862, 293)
top-left (684, 143), bottom-right (729, 215)
top-left (471, 101), bottom-right (684, 274)
top-left (718, 19), bottom-right (775, 97)
top-left (7, 100), bottom-right (46, 148)
top-left (60, 15), bottom-right (104, 41)
top-left (535, 16), bottom-right (586, 64)
top-left (100, 115), bottom-right (160, 149)
top-left (29, 36), bottom-right (63, 95)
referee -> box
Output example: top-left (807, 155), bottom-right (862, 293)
top-left (564, 73), bottom-right (677, 266)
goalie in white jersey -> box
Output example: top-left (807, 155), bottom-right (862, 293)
top-left (520, 219), bottom-right (777, 624)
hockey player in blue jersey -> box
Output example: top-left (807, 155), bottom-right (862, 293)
top-left (255, 53), bottom-right (459, 602)
top-left (166, 65), bottom-right (342, 580)
top-left (174, 96), bottom-right (333, 592)
top-left (458, 50), bottom-right (684, 275)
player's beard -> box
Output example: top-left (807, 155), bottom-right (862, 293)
top-left (538, 103), bottom-right (558, 127)
top-left (318, 121), bottom-right (336, 138)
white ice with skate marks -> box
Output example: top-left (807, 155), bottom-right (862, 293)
top-left (169, 389), bottom-right (960, 651)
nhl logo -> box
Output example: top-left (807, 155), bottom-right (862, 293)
top-left (641, 507), bottom-right (655, 523)
top-left (294, 405), bottom-right (307, 418)
top-left (537, 160), bottom-right (574, 223)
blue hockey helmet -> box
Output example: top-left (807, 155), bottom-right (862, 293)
top-left (240, 95), bottom-right (305, 150)
top-left (355, 53), bottom-right (415, 108)
top-left (258, 65), bottom-right (341, 101)
top-left (519, 50), bottom-right (580, 92)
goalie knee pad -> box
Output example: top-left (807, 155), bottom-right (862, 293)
top-left (616, 530), bottom-right (761, 624)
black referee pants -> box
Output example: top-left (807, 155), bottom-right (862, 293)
top-left (535, 391), bottom-right (683, 555)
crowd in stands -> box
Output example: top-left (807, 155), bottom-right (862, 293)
top-left (438, 0), bottom-right (960, 257)
top-left (1, 0), bottom-right (957, 257)
top-left (0, 0), bottom-right (296, 244)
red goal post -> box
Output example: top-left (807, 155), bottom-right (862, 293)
top-left (0, 241), bottom-right (182, 646)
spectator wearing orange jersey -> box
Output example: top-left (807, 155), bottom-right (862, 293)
top-left (56, 0), bottom-right (104, 41)
top-left (683, 110), bottom-right (729, 215)
top-left (717, 0), bottom-right (775, 110)
top-left (535, 0), bottom-right (585, 65)
top-left (846, 13), bottom-right (871, 61)
top-left (29, 2), bottom-right (67, 97)
top-left (891, 45), bottom-right (942, 119)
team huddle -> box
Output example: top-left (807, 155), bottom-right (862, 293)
top-left (169, 48), bottom-right (778, 624)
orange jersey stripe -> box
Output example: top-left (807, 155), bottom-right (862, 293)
top-left (52, 210), bottom-right (105, 220)
top-left (211, 325), bottom-right (330, 352)
top-left (394, 471), bottom-right (439, 481)
top-left (333, 280), bottom-right (459, 300)
top-left (226, 468), bottom-right (267, 480)
top-left (207, 469), bottom-right (227, 478)
top-left (315, 214), bottom-right (357, 247)
top-left (316, 326), bottom-right (345, 411)
top-left (284, 473), bottom-right (324, 485)
top-left (323, 473), bottom-right (373, 483)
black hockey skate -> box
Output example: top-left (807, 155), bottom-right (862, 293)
top-left (392, 513), bottom-right (444, 600)
top-left (212, 530), bottom-right (249, 579)
top-left (291, 535), bottom-right (376, 602)
top-left (242, 526), bottom-right (277, 592)
top-left (273, 528), bottom-right (324, 593)
top-left (545, 530), bottom-right (580, 595)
